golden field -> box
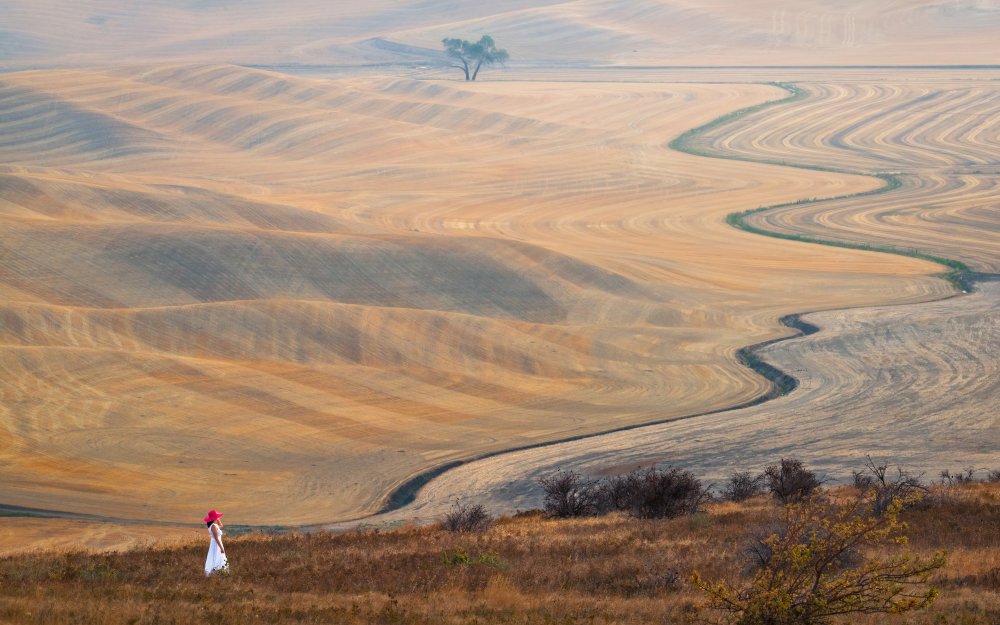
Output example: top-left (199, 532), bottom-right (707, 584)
top-left (0, 66), bottom-right (952, 531)
top-left (355, 73), bottom-right (1000, 528)
top-left (692, 81), bottom-right (1000, 273)
top-left (1, 2), bottom-right (998, 554)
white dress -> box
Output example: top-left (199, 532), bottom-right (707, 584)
top-left (205, 524), bottom-right (228, 576)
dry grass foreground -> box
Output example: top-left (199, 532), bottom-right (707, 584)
top-left (0, 65), bottom-right (952, 534)
top-left (1, 483), bottom-right (998, 625)
top-left (3, 1), bottom-right (1000, 68)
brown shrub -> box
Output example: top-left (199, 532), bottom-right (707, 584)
top-left (604, 466), bottom-right (708, 519)
top-left (763, 458), bottom-right (821, 503)
top-left (441, 500), bottom-right (492, 533)
top-left (722, 470), bottom-right (766, 503)
top-left (538, 470), bottom-right (604, 518)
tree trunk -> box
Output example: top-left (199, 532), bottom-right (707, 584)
top-left (471, 59), bottom-right (483, 81)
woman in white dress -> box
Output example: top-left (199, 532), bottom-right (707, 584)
top-left (203, 509), bottom-right (228, 576)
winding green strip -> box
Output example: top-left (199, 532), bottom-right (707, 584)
top-left (669, 82), bottom-right (807, 157)
top-left (671, 82), bottom-right (973, 293)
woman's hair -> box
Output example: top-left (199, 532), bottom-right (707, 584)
top-left (206, 520), bottom-right (214, 528)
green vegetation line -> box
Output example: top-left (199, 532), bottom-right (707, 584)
top-left (670, 82), bottom-right (973, 293)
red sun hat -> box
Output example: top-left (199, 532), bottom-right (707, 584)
top-left (203, 509), bottom-right (224, 524)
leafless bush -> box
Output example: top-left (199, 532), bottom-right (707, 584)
top-left (606, 466), bottom-right (708, 519)
top-left (722, 470), bottom-right (766, 502)
top-left (763, 458), bottom-right (821, 504)
top-left (855, 455), bottom-right (927, 515)
top-left (599, 472), bottom-right (633, 513)
top-left (538, 470), bottom-right (603, 518)
top-left (442, 500), bottom-right (492, 533)
top-left (852, 469), bottom-right (874, 491)
top-left (988, 469), bottom-right (1000, 483)
top-left (939, 467), bottom-right (978, 486)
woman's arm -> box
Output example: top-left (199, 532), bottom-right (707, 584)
top-left (211, 524), bottom-right (226, 554)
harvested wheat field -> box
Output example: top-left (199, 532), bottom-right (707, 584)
top-left (0, 65), bottom-right (950, 532)
top-left (0, 516), bottom-right (198, 556)
top-left (364, 70), bottom-right (1000, 527)
top-left (690, 79), bottom-right (1000, 274)
top-left (2, 1), bottom-right (999, 555)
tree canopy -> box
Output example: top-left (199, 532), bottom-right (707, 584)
top-left (442, 35), bottom-right (509, 81)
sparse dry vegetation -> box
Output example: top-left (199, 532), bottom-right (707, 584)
top-left (538, 470), bottom-right (604, 518)
top-left (602, 466), bottom-right (709, 519)
top-left (853, 455), bottom-right (928, 516)
top-left (724, 471), bottom-right (767, 503)
top-left (441, 500), bottom-right (493, 533)
top-left (539, 466), bottom-right (709, 520)
top-left (764, 458), bottom-right (823, 504)
top-left (1, 481), bottom-right (997, 625)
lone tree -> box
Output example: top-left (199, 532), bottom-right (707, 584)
top-left (763, 458), bottom-right (822, 504)
top-left (442, 35), bottom-right (509, 80)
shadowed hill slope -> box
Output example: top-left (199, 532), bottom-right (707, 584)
top-left (0, 175), bottom-right (352, 231)
top-left (2, 223), bottom-right (604, 320)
